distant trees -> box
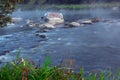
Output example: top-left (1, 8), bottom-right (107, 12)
top-left (21, 0), bottom-right (46, 5)
top-left (21, 0), bottom-right (120, 5)
top-left (45, 0), bottom-right (120, 4)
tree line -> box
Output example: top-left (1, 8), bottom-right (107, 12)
top-left (22, 0), bottom-right (120, 5)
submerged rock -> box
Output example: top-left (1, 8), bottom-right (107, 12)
top-left (39, 35), bottom-right (46, 39)
top-left (91, 17), bottom-right (101, 22)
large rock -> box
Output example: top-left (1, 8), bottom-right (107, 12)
top-left (41, 12), bottom-right (64, 25)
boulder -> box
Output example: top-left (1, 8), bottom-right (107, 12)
top-left (41, 12), bottom-right (64, 25)
top-left (48, 18), bottom-right (64, 25)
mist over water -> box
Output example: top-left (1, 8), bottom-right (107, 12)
top-left (0, 8), bottom-right (120, 72)
top-left (12, 8), bottom-right (120, 21)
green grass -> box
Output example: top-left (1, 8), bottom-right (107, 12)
top-left (0, 51), bottom-right (120, 80)
top-left (16, 2), bottom-right (120, 10)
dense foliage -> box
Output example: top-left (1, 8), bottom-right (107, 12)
top-left (22, 0), bottom-right (120, 5)
top-left (0, 0), bottom-right (23, 27)
top-left (0, 52), bottom-right (120, 80)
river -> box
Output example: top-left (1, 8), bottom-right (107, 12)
top-left (0, 8), bottom-right (120, 73)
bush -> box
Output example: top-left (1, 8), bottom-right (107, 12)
top-left (0, 51), bottom-right (120, 80)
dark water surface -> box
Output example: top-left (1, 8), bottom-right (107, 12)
top-left (0, 8), bottom-right (120, 72)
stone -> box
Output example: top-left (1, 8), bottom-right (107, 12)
top-left (7, 23), bottom-right (15, 26)
top-left (91, 17), bottom-right (101, 22)
top-left (12, 17), bottom-right (22, 23)
top-left (64, 22), bottom-right (84, 28)
top-left (26, 19), bottom-right (38, 27)
top-left (80, 20), bottom-right (93, 24)
top-left (77, 19), bottom-right (93, 24)
top-left (112, 7), bottom-right (119, 10)
top-left (39, 35), bottom-right (46, 38)
top-left (69, 22), bottom-right (81, 27)
top-left (39, 23), bottom-right (55, 29)
top-left (48, 18), bottom-right (64, 25)
top-left (41, 12), bottom-right (64, 25)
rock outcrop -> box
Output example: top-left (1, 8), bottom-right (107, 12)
top-left (41, 12), bottom-right (64, 25)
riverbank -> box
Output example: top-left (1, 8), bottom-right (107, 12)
top-left (16, 2), bottom-right (120, 10)
top-left (0, 54), bottom-right (119, 80)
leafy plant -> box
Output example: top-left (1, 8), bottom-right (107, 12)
top-left (0, 51), bottom-right (119, 80)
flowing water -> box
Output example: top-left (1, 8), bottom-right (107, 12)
top-left (0, 8), bottom-right (120, 72)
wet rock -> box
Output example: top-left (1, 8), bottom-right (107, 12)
top-left (0, 55), bottom-right (12, 62)
top-left (68, 22), bottom-right (80, 27)
top-left (91, 17), bottom-right (101, 22)
top-left (26, 19), bottom-right (39, 27)
top-left (77, 19), bottom-right (93, 24)
top-left (112, 7), bottom-right (119, 11)
top-left (7, 23), bottom-right (15, 26)
top-left (35, 33), bottom-right (46, 39)
top-left (64, 22), bottom-right (84, 28)
top-left (0, 56), bottom-right (7, 62)
top-left (4, 50), bottom-right (10, 54)
top-left (39, 23), bottom-right (55, 29)
top-left (40, 29), bottom-right (49, 32)
top-left (48, 18), bottom-right (64, 25)
top-left (41, 12), bottom-right (64, 25)
top-left (12, 17), bottom-right (22, 23)
top-left (80, 20), bottom-right (93, 24)
top-left (39, 35), bottom-right (46, 39)
top-left (69, 22), bottom-right (83, 27)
